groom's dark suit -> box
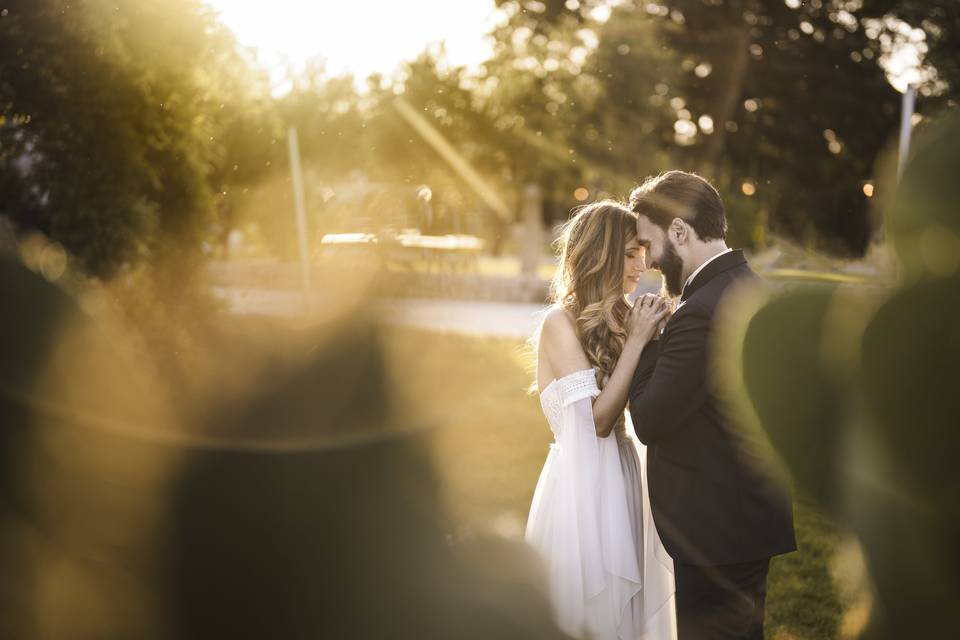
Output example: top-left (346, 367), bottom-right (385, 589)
top-left (629, 250), bottom-right (796, 640)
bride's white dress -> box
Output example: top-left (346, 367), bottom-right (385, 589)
top-left (526, 369), bottom-right (677, 640)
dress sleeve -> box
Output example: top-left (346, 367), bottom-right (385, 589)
top-left (528, 368), bottom-right (663, 637)
top-left (538, 369), bottom-right (645, 635)
top-left (546, 370), bottom-right (605, 631)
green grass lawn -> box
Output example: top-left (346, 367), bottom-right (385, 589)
top-left (382, 326), bottom-right (850, 640)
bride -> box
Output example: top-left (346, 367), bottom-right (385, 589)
top-left (526, 200), bottom-right (678, 640)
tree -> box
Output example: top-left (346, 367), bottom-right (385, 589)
top-left (480, 0), bottom-right (615, 223)
top-left (862, 0), bottom-right (960, 109)
top-left (0, 0), bottom-right (266, 277)
top-left (576, 4), bottom-right (679, 196)
top-left (648, 0), bottom-right (903, 255)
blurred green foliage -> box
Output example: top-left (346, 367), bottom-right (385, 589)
top-left (731, 111), bottom-right (960, 637)
top-left (0, 253), bottom-right (567, 639)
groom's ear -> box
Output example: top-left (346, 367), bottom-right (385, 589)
top-left (669, 218), bottom-right (687, 244)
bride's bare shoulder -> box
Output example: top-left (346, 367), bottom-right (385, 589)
top-left (540, 306), bottom-right (589, 374)
top-left (541, 306), bottom-right (577, 341)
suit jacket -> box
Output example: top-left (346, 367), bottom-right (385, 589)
top-left (629, 249), bottom-right (796, 566)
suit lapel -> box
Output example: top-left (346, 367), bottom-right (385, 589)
top-left (680, 249), bottom-right (747, 302)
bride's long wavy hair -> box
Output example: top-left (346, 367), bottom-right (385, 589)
top-left (549, 200), bottom-right (638, 388)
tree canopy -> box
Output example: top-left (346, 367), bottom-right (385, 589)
top-left (2, 0), bottom-right (957, 273)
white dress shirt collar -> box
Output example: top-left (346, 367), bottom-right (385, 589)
top-left (682, 248), bottom-right (733, 297)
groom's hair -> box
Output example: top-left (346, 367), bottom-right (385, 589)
top-left (628, 170), bottom-right (727, 241)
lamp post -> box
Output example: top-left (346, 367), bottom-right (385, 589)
top-left (897, 83), bottom-right (916, 181)
top-left (287, 127), bottom-right (311, 313)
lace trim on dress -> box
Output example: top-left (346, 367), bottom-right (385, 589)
top-left (545, 368), bottom-right (600, 407)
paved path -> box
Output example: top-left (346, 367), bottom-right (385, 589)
top-left (213, 286), bottom-right (547, 339)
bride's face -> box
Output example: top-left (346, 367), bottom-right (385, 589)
top-left (623, 237), bottom-right (646, 295)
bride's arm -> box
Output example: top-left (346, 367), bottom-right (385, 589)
top-left (540, 299), bottom-right (669, 438)
top-left (589, 336), bottom-right (645, 438)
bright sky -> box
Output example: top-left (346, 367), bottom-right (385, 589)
top-left (204, 0), bottom-right (499, 91)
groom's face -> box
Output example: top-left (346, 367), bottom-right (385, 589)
top-left (636, 214), bottom-right (686, 297)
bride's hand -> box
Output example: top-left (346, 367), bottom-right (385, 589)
top-left (654, 298), bottom-right (677, 337)
top-left (626, 294), bottom-right (672, 345)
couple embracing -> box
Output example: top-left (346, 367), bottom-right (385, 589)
top-left (526, 171), bottom-right (796, 640)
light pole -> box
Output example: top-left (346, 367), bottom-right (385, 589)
top-left (287, 127), bottom-right (311, 313)
top-left (897, 83), bottom-right (917, 181)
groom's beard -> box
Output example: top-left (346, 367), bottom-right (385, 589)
top-left (656, 239), bottom-right (685, 297)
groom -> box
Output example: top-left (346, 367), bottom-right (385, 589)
top-left (627, 171), bottom-right (796, 640)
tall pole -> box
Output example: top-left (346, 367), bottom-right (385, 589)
top-left (287, 127), bottom-right (311, 312)
top-left (521, 183), bottom-right (542, 276)
top-left (897, 84), bottom-right (916, 181)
